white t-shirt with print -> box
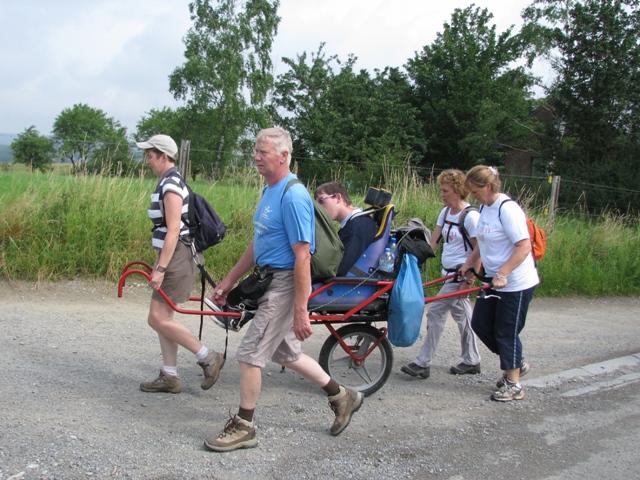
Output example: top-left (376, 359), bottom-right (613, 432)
top-left (437, 204), bottom-right (479, 272)
top-left (476, 194), bottom-right (539, 292)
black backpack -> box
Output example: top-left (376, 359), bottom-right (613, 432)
top-left (158, 173), bottom-right (226, 252)
top-left (186, 185), bottom-right (227, 252)
top-left (393, 217), bottom-right (436, 272)
top-left (437, 205), bottom-right (477, 252)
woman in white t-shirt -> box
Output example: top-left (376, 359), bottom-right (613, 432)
top-left (460, 165), bottom-right (539, 402)
top-left (401, 170), bottom-right (482, 380)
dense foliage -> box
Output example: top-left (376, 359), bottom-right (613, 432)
top-left (406, 6), bottom-right (537, 172)
top-left (167, 0), bottom-right (280, 180)
top-left (523, 0), bottom-right (640, 212)
top-left (271, 45), bottom-right (424, 185)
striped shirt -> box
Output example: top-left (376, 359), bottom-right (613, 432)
top-left (148, 167), bottom-right (190, 250)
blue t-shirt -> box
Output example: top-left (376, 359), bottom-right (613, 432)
top-left (253, 174), bottom-right (315, 269)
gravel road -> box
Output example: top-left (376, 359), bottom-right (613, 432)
top-left (2, 279), bottom-right (640, 480)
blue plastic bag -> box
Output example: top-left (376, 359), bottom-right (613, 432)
top-left (387, 253), bottom-right (425, 347)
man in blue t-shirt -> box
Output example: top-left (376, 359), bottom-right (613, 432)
top-left (204, 128), bottom-right (364, 452)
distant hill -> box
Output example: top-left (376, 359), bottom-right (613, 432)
top-left (0, 144), bottom-right (13, 163)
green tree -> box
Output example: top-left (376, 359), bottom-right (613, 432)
top-left (10, 126), bottom-right (55, 173)
top-left (523, 0), bottom-right (640, 212)
top-left (136, 107), bottom-right (184, 142)
top-left (52, 103), bottom-right (131, 174)
top-left (169, 0), bottom-right (280, 179)
top-left (406, 5), bottom-right (537, 171)
top-left (272, 44), bottom-right (423, 186)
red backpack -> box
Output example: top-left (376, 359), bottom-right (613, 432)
top-left (498, 199), bottom-right (547, 261)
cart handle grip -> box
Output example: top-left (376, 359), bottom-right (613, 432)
top-left (463, 267), bottom-right (494, 285)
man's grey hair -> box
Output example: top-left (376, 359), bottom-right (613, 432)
top-left (256, 127), bottom-right (293, 166)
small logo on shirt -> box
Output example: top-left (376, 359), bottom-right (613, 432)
top-left (261, 205), bottom-right (273, 219)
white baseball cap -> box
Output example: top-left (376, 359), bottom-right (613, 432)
top-left (136, 134), bottom-right (178, 160)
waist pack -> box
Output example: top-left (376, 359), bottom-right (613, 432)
top-left (226, 267), bottom-right (274, 305)
top-left (387, 253), bottom-right (425, 347)
top-left (283, 179), bottom-right (344, 282)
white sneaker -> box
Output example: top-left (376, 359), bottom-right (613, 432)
top-left (203, 298), bottom-right (249, 332)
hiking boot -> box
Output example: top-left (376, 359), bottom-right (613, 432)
top-left (198, 351), bottom-right (225, 390)
top-left (450, 362), bottom-right (481, 375)
top-left (401, 362), bottom-right (430, 379)
top-left (496, 362), bottom-right (531, 388)
top-left (204, 415), bottom-right (257, 452)
top-left (204, 298), bottom-right (252, 332)
top-left (491, 380), bottom-right (525, 402)
top-left (140, 370), bottom-right (181, 393)
top-left (328, 386), bottom-right (364, 436)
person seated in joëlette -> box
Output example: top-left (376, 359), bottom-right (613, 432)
top-left (314, 182), bottom-right (378, 277)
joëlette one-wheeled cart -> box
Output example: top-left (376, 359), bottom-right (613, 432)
top-left (118, 204), bottom-right (488, 396)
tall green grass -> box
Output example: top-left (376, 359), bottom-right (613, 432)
top-left (1, 170), bottom-right (639, 296)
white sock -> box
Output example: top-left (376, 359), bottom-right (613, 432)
top-left (163, 366), bottom-right (178, 376)
top-left (195, 346), bottom-right (209, 362)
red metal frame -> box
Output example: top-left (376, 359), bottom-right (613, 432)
top-left (118, 261), bottom-right (489, 364)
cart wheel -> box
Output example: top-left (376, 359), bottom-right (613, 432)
top-left (318, 323), bottom-right (393, 396)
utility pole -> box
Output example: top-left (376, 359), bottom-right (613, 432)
top-left (547, 175), bottom-right (561, 230)
top-left (179, 140), bottom-right (191, 179)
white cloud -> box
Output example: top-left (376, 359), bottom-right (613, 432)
top-left (0, 0), bottom-right (538, 139)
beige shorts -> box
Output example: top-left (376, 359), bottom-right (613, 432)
top-left (236, 269), bottom-right (302, 367)
top-left (151, 241), bottom-right (203, 304)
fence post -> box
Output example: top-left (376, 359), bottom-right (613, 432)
top-left (547, 175), bottom-right (561, 230)
top-left (179, 140), bottom-right (191, 179)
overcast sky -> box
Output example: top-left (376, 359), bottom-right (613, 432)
top-left (0, 0), bottom-right (538, 140)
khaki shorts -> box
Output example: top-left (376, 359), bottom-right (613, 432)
top-left (151, 241), bottom-right (203, 304)
top-left (236, 270), bottom-right (302, 367)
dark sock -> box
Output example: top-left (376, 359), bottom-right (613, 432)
top-left (238, 407), bottom-right (254, 422)
top-left (322, 378), bottom-right (341, 396)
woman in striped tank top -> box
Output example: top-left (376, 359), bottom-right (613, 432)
top-left (136, 135), bottom-right (224, 394)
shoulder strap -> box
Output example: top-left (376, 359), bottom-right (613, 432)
top-left (456, 205), bottom-right (475, 251)
top-left (158, 171), bottom-right (186, 229)
top-left (185, 184), bottom-right (197, 236)
top-left (479, 198), bottom-right (513, 222)
top-left (457, 205), bottom-right (477, 251)
top-left (441, 205), bottom-right (476, 251)
top-left (497, 198), bottom-right (515, 221)
top-left (283, 178), bottom-right (303, 197)
top-left (435, 207), bottom-right (451, 244)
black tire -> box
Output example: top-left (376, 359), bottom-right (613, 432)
top-left (318, 323), bottom-right (393, 396)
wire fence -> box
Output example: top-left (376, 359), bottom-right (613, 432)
top-left (3, 134), bottom-right (639, 219)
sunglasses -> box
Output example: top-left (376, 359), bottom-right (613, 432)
top-left (317, 194), bottom-right (336, 205)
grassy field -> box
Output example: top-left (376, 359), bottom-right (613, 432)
top-left (1, 169), bottom-right (639, 296)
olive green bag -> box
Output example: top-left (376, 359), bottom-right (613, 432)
top-left (284, 179), bottom-right (344, 282)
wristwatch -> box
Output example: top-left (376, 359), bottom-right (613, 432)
top-left (156, 265), bottom-right (167, 273)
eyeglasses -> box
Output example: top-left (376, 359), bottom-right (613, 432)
top-left (317, 194), bottom-right (336, 205)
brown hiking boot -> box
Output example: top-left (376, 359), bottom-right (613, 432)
top-left (198, 351), bottom-right (225, 390)
top-left (204, 415), bottom-right (258, 452)
top-left (140, 370), bottom-right (181, 393)
top-left (328, 386), bottom-right (364, 436)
